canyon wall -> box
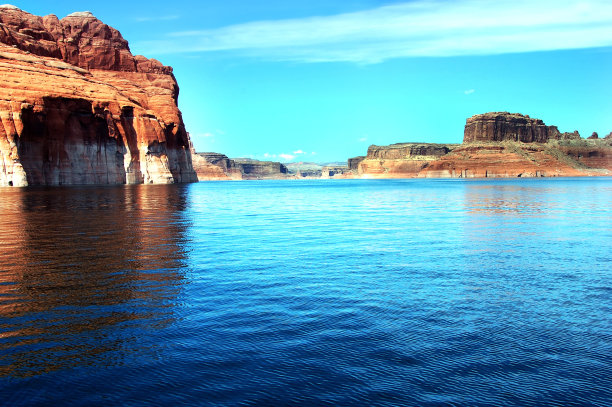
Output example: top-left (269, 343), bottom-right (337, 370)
top-left (0, 6), bottom-right (197, 186)
top-left (192, 153), bottom-right (290, 180)
top-left (232, 158), bottom-right (289, 180)
top-left (463, 112), bottom-right (560, 143)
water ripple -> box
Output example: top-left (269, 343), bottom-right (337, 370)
top-left (0, 179), bottom-right (611, 406)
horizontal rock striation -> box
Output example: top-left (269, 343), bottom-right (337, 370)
top-left (347, 156), bottom-right (365, 171)
top-left (321, 165), bottom-right (351, 178)
top-left (192, 153), bottom-right (290, 180)
top-left (191, 152), bottom-right (243, 180)
top-left (353, 112), bottom-right (611, 179)
top-left (233, 158), bottom-right (289, 180)
top-left (464, 112), bottom-right (564, 143)
top-left (555, 140), bottom-right (612, 171)
top-left (366, 143), bottom-right (453, 160)
top-left (0, 5), bottom-right (197, 186)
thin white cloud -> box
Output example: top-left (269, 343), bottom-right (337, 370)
top-left (279, 153), bottom-right (295, 161)
top-left (293, 149), bottom-right (305, 154)
top-left (358, 136), bottom-right (368, 142)
top-left (192, 133), bottom-right (216, 144)
top-left (135, 15), bottom-right (180, 23)
top-left (137, 0), bottom-right (612, 63)
top-left (464, 89), bottom-right (475, 95)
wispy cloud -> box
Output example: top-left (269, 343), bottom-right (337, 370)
top-left (261, 150), bottom-right (311, 161)
top-left (135, 15), bottom-right (180, 23)
top-left (358, 136), bottom-right (368, 142)
top-left (464, 89), bottom-right (475, 95)
top-left (279, 153), bottom-right (295, 161)
top-left (137, 0), bottom-right (612, 63)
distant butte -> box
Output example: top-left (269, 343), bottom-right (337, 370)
top-left (193, 111), bottom-right (611, 181)
top-left (349, 112), bottom-right (611, 179)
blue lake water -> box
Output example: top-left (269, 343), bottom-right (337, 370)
top-left (0, 178), bottom-right (610, 406)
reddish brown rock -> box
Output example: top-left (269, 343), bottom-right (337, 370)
top-left (366, 143), bottom-right (453, 159)
top-left (354, 113), bottom-right (612, 179)
top-left (191, 152), bottom-right (292, 180)
top-left (420, 144), bottom-right (587, 178)
top-left (588, 132), bottom-right (599, 139)
top-left (0, 6), bottom-right (197, 186)
top-left (347, 156), bottom-right (365, 171)
top-left (191, 152), bottom-right (242, 180)
top-left (557, 142), bottom-right (612, 171)
top-left (321, 165), bottom-right (351, 178)
top-left (232, 158), bottom-right (289, 180)
top-left (355, 143), bottom-right (457, 177)
top-left (561, 130), bottom-right (581, 140)
top-left (464, 112), bottom-right (562, 143)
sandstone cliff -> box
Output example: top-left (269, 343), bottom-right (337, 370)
top-left (347, 156), bottom-right (365, 171)
top-left (463, 112), bottom-right (559, 143)
top-left (192, 153), bottom-right (290, 180)
top-left (321, 165), bottom-right (351, 179)
top-left (351, 112), bottom-right (611, 178)
top-left (0, 5), bottom-right (197, 186)
top-left (232, 158), bottom-right (289, 180)
top-left (191, 152), bottom-right (243, 180)
top-left (463, 112), bottom-right (584, 143)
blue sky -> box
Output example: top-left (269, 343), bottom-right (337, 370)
top-left (19, 1), bottom-right (612, 162)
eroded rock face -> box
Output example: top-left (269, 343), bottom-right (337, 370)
top-left (191, 152), bottom-right (243, 180)
top-left (463, 112), bottom-right (562, 143)
top-left (0, 6), bottom-right (197, 186)
top-left (321, 165), bottom-right (350, 178)
top-left (347, 156), bottom-right (365, 171)
top-left (232, 158), bottom-right (289, 180)
top-left (354, 113), bottom-right (611, 179)
top-left (366, 143), bottom-right (452, 159)
top-left (557, 141), bottom-right (612, 171)
top-left (192, 153), bottom-right (291, 180)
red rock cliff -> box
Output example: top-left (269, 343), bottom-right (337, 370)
top-left (464, 112), bottom-right (564, 143)
top-left (351, 112), bottom-right (611, 178)
top-left (0, 5), bottom-right (197, 186)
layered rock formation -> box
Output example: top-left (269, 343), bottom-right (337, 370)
top-left (351, 112), bottom-right (611, 178)
top-left (463, 112), bottom-right (583, 143)
top-left (233, 158), bottom-right (289, 180)
top-left (321, 165), bottom-right (351, 178)
top-left (192, 153), bottom-right (290, 180)
top-left (0, 5), bottom-right (197, 186)
top-left (191, 152), bottom-right (243, 180)
top-left (347, 156), bottom-right (365, 171)
top-left (356, 143), bottom-right (458, 177)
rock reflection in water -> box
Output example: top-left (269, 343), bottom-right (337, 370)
top-left (0, 184), bottom-right (190, 378)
